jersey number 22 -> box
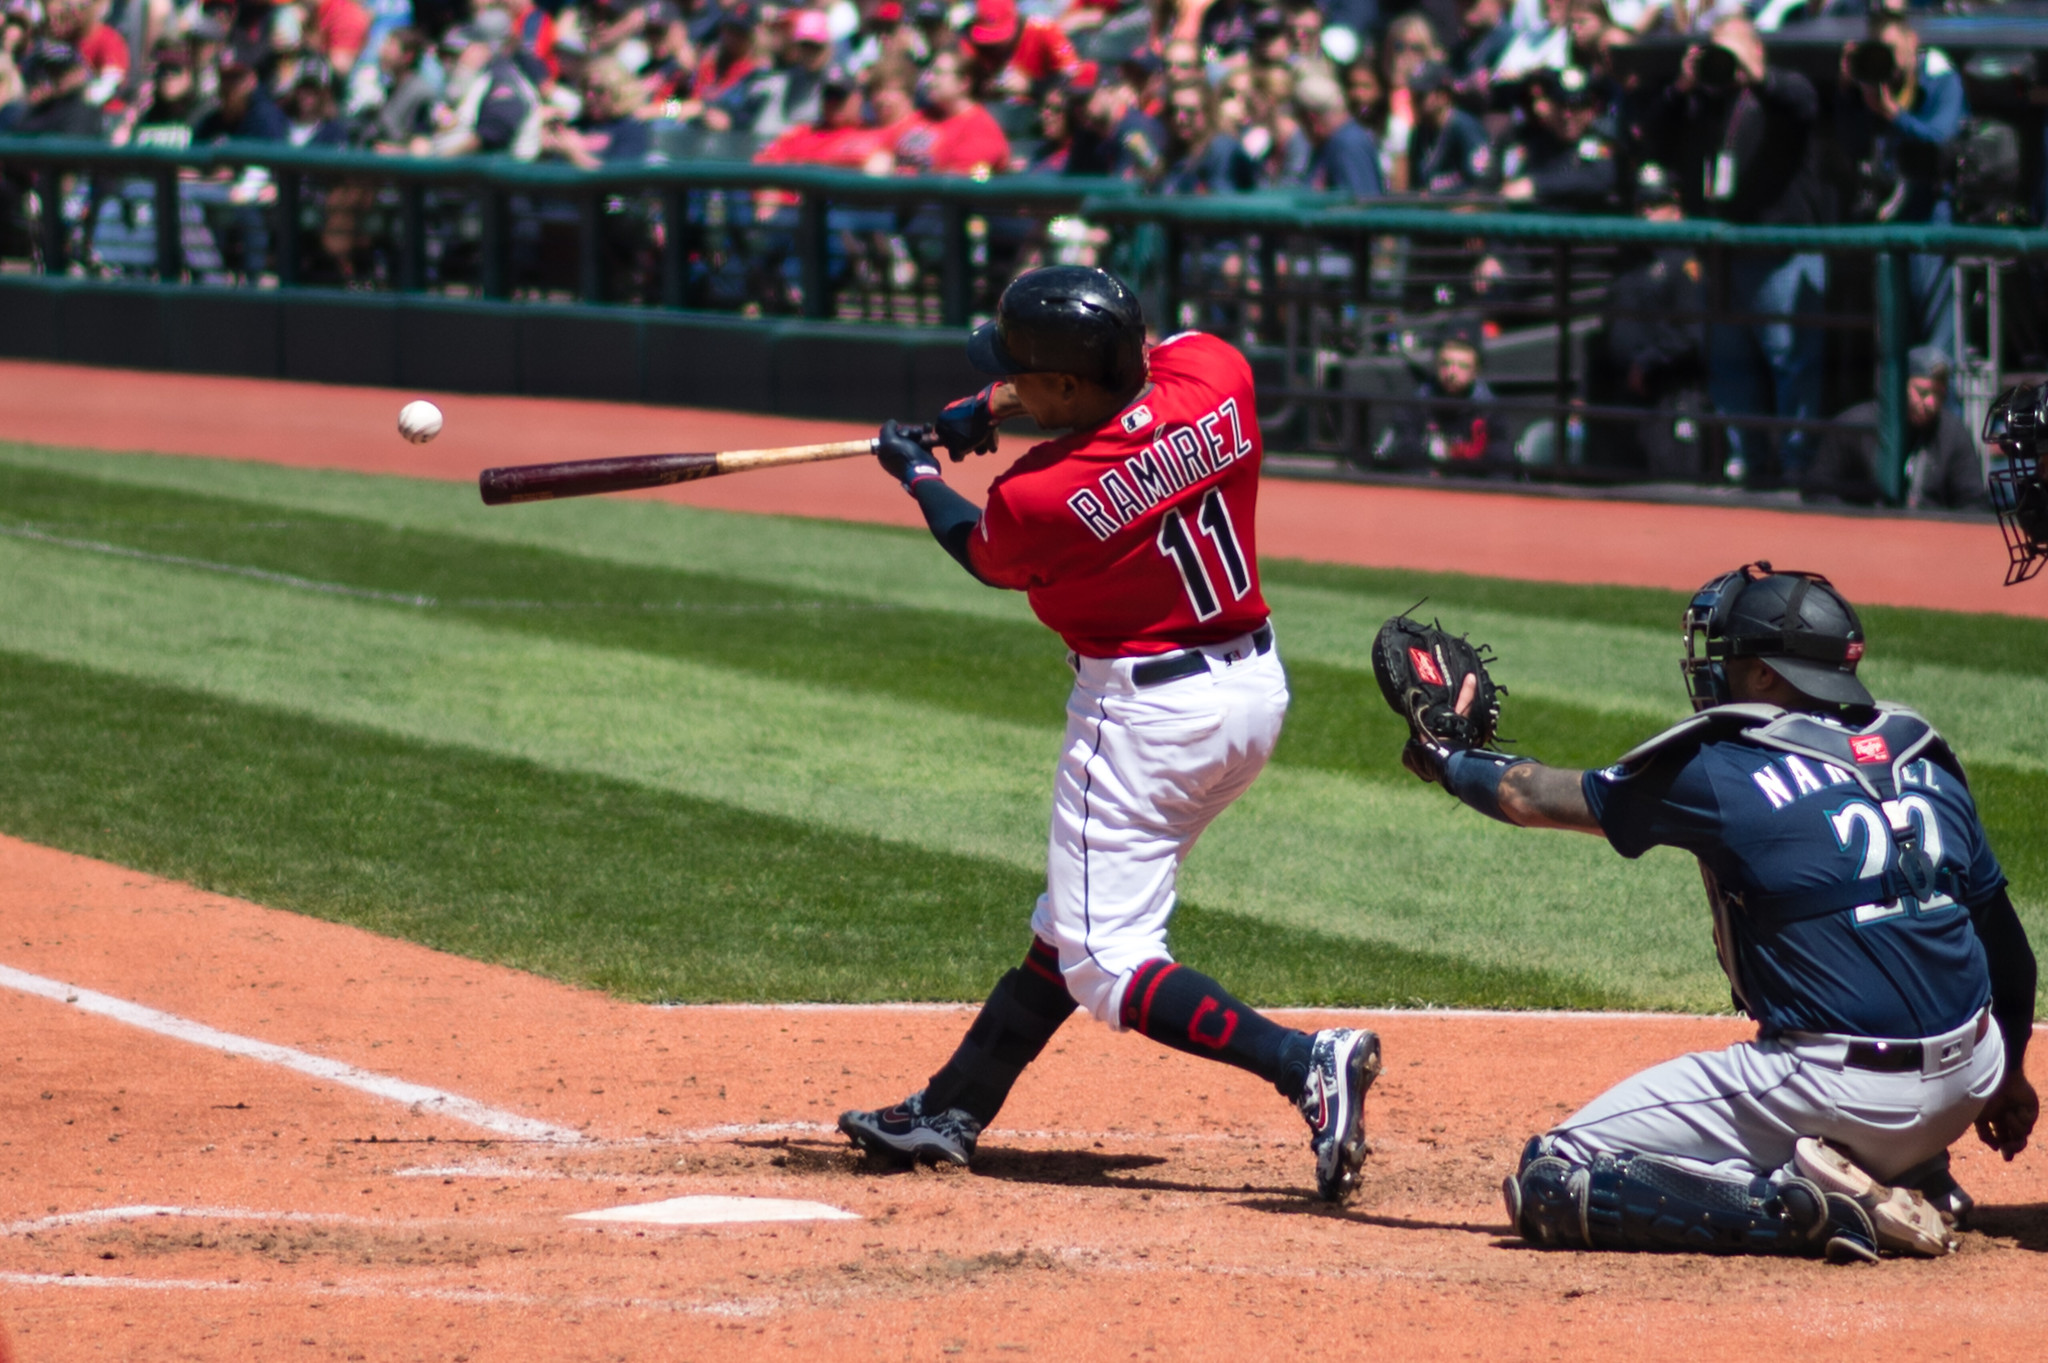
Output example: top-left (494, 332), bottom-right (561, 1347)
top-left (1156, 488), bottom-right (1250, 621)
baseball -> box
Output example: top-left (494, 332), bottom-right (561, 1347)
top-left (398, 399), bottom-right (444, 444)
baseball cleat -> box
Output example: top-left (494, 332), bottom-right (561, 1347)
top-left (1893, 1152), bottom-right (1974, 1230)
top-left (838, 1091), bottom-right (981, 1168)
top-left (1794, 1137), bottom-right (1955, 1257)
top-left (1299, 1028), bottom-right (1382, 1203)
top-left (1820, 1192), bottom-right (1881, 1265)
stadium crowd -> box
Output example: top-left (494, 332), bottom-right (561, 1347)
top-left (0, 0), bottom-right (2036, 499)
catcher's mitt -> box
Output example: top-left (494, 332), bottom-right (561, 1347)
top-left (1372, 615), bottom-right (1505, 782)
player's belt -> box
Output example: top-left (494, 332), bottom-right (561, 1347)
top-left (1842, 1011), bottom-right (1990, 1072)
top-left (1131, 625), bottom-right (1274, 687)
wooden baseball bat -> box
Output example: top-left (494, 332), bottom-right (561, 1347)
top-left (479, 438), bottom-right (881, 506)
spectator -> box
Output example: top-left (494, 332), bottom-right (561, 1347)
top-left (1564, 0), bottom-right (1624, 86)
top-left (754, 63), bottom-right (891, 168)
top-left (891, 48), bottom-right (1008, 175)
top-left (1249, 6), bottom-right (1291, 76)
top-left (45, 0), bottom-right (124, 107)
top-left (544, 56), bottom-right (656, 165)
top-left (1837, 11), bottom-right (1965, 355)
top-left (125, 43), bottom-right (204, 144)
top-left (847, 0), bottom-right (915, 73)
top-left (674, 2), bottom-right (758, 129)
top-left (1286, 2), bottom-right (1334, 82)
top-left (1407, 60), bottom-right (1492, 194)
top-left (13, 40), bottom-right (103, 134)
top-left (309, 0), bottom-right (373, 77)
top-left (499, 0), bottom-right (558, 80)
top-left (909, 0), bottom-right (952, 65)
top-left (1199, 0), bottom-right (1256, 59)
top-left (1160, 76), bottom-right (1255, 193)
top-left (1650, 15), bottom-right (1831, 484)
top-left (1383, 328), bottom-right (1507, 469)
top-left (413, 10), bottom-right (541, 157)
top-left (1607, 162), bottom-right (1708, 477)
top-left (1344, 46), bottom-right (1385, 135)
top-left (1378, 11), bottom-right (1441, 189)
top-left (747, 6), bottom-right (835, 137)
top-left (962, 0), bottom-right (1076, 100)
top-left (1803, 346), bottom-right (1988, 510)
top-left (1067, 56), bottom-right (1162, 179)
top-left (1449, 0), bottom-right (1514, 85)
top-left (283, 68), bottom-right (349, 145)
top-left (349, 26), bottom-right (434, 148)
top-left (1022, 64), bottom-right (1084, 172)
top-left (1238, 64), bottom-right (1307, 185)
top-left (1295, 69), bottom-right (1384, 197)
top-left (195, 48), bottom-right (287, 139)
top-left (1492, 0), bottom-right (1570, 86)
top-left (1499, 65), bottom-right (1615, 208)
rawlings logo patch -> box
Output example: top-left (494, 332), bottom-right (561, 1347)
top-left (1409, 647), bottom-right (1445, 687)
top-left (1850, 735), bottom-right (1891, 764)
top-left (1845, 641), bottom-right (1865, 662)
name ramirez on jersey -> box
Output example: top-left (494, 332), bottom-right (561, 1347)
top-left (968, 332), bottom-right (1272, 658)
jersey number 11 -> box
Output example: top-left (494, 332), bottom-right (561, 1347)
top-left (1157, 488), bottom-right (1251, 622)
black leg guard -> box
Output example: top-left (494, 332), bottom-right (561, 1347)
top-left (1505, 1138), bottom-right (1840, 1257)
top-left (920, 939), bottom-right (1077, 1128)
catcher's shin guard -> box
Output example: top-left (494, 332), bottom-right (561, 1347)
top-left (1506, 1139), bottom-right (1836, 1257)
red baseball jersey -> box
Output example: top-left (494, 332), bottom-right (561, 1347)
top-left (968, 331), bottom-right (1270, 658)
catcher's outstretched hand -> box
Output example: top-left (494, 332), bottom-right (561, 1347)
top-left (1372, 614), bottom-right (1505, 786)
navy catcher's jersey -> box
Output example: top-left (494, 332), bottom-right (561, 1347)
top-left (1582, 722), bottom-right (2004, 1040)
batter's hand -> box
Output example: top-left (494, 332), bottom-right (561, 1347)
top-left (876, 420), bottom-right (942, 491)
top-left (1975, 1070), bottom-right (2039, 1161)
top-left (934, 385), bottom-right (1001, 461)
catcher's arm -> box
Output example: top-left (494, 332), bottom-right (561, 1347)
top-left (1437, 678), bottom-right (1600, 833)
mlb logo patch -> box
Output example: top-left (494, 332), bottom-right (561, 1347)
top-left (1409, 647), bottom-right (1445, 686)
top-left (1850, 735), bottom-right (1890, 764)
top-left (1121, 405), bottom-right (1155, 434)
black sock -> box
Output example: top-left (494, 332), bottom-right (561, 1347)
top-left (922, 938), bottom-right (1076, 1127)
top-left (1119, 959), bottom-right (1315, 1102)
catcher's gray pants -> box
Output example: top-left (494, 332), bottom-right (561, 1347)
top-left (1546, 1010), bottom-right (2003, 1183)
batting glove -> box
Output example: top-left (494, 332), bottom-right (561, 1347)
top-left (933, 385), bottom-right (1000, 462)
top-left (876, 420), bottom-right (942, 491)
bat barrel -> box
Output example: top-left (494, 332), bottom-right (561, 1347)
top-left (479, 452), bottom-right (720, 505)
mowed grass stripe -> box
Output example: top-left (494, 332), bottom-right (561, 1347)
top-left (7, 441), bottom-right (2043, 677)
top-left (0, 651), bottom-right (1607, 1007)
top-left (0, 528), bottom-right (1723, 1005)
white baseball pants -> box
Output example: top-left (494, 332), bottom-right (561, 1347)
top-left (1028, 630), bottom-right (1290, 1026)
top-left (1547, 1010), bottom-right (2004, 1183)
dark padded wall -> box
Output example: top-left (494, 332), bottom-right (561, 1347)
top-left (0, 278), bottom-right (977, 423)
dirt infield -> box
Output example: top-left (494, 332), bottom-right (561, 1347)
top-left (3, 834), bottom-right (2046, 1362)
top-left (3, 359), bottom-right (2039, 619)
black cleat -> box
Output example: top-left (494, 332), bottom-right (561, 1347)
top-left (838, 1091), bottom-right (981, 1167)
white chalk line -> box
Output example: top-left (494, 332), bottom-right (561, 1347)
top-left (0, 964), bottom-right (582, 1144)
top-left (0, 1269), bottom-right (784, 1317)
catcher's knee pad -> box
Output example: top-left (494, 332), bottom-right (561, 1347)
top-left (1508, 1141), bottom-right (1831, 1256)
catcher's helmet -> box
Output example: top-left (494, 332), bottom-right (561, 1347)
top-left (1984, 381), bottom-right (2048, 585)
top-left (1681, 562), bottom-right (1872, 712)
top-left (967, 266), bottom-right (1146, 391)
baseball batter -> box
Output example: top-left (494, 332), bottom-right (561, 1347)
top-left (1385, 564), bottom-right (2037, 1260)
top-left (837, 266), bottom-right (1381, 1202)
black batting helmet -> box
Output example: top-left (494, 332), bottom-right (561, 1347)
top-left (1681, 562), bottom-right (1872, 711)
top-left (967, 266), bottom-right (1146, 392)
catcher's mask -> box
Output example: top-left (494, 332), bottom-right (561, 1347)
top-left (1984, 381), bottom-right (2048, 586)
top-left (1681, 561), bottom-right (1872, 712)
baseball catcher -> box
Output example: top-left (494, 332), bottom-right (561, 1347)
top-left (836, 266), bottom-right (1381, 1203)
top-left (1378, 565), bottom-right (2038, 1261)
top-left (1985, 381), bottom-right (2048, 585)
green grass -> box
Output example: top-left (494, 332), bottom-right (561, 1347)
top-left (0, 443), bottom-right (2039, 1010)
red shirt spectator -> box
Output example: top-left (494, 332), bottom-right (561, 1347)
top-left (963, 0), bottom-right (1076, 95)
top-left (505, 0), bottom-right (559, 79)
top-left (893, 52), bottom-right (1010, 175)
top-left (312, 0), bottom-right (372, 73)
top-left (756, 74), bottom-right (895, 169)
top-left (692, 23), bottom-right (757, 102)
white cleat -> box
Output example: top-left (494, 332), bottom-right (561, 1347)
top-left (1794, 1137), bottom-right (1956, 1258)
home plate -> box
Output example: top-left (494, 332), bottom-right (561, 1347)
top-left (567, 1196), bottom-right (860, 1226)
